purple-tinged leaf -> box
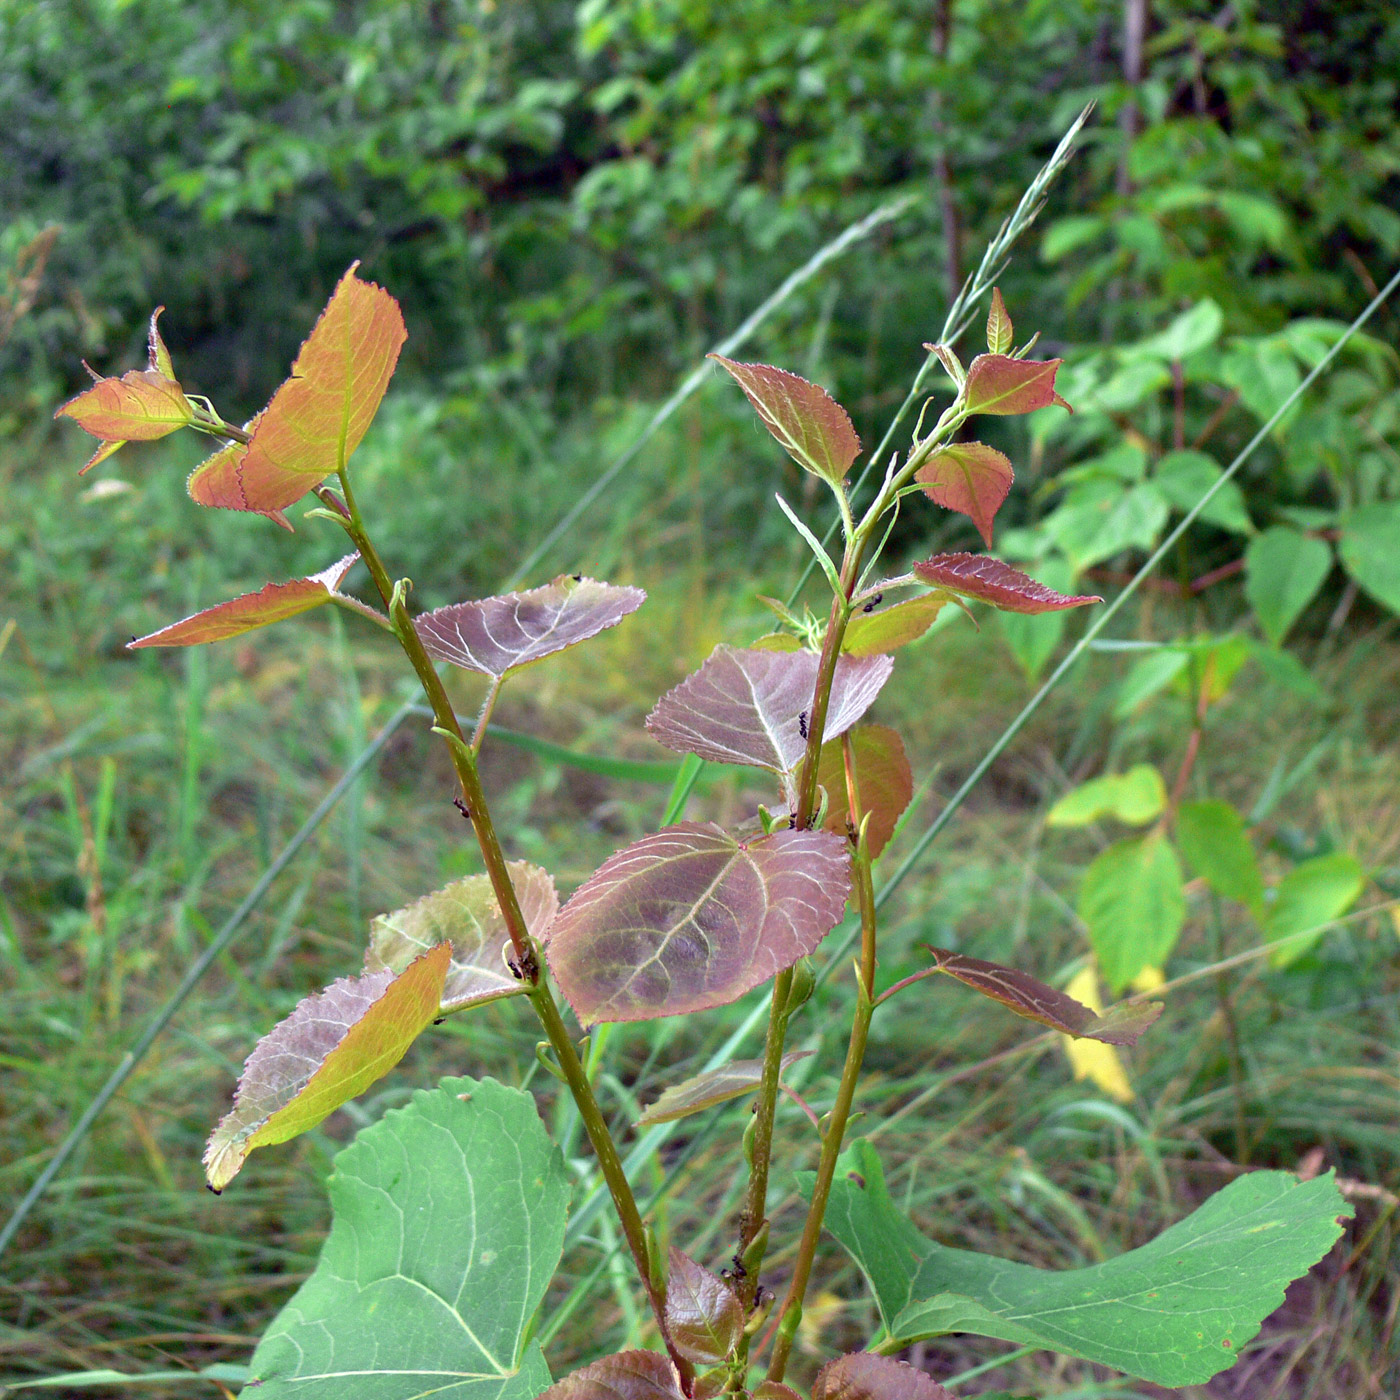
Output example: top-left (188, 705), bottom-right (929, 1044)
top-left (752, 1385), bottom-right (804, 1400)
top-left (204, 943), bottom-right (450, 1191)
top-left (709, 356), bottom-right (861, 486)
top-left (546, 822), bottom-right (851, 1025)
top-left (913, 553), bottom-right (1102, 615)
top-left (843, 594), bottom-right (947, 656)
top-left (128, 553), bottom-right (358, 649)
top-left (921, 946), bottom-right (1162, 1045)
top-left (636, 1050), bottom-right (813, 1125)
top-left (645, 646), bottom-right (893, 790)
top-left (985, 287), bottom-right (1013, 356)
top-left (416, 575), bottom-right (645, 678)
top-left (538, 1352), bottom-right (685, 1400)
top-left (817, 724), bottom-right (912, 859)
top-left (959, 352), bottom-right (1071, 417)
top-left (666, 1248), bottom-right (743, 1366)
top-left (185, 412), bottom-right (292, 530)
top-left (365, 861), bottom-right (556, 1013)
top-left (812, 1353), bottom-right (955, 1400)
top-left (916, 442), bottom-right (1014, 548)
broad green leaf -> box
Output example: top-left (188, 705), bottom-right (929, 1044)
top-left (1250, 642), bottom-right (1325, 703)
top-left (812, 1354), bottom-right (954, 1400)
top-left (635, 1050), bottom-right (812, 1125)
top-left (1078, 834), bottom-right (1186, 993)
top-left (985, 288), bottom-right (1013, 356)
top-left (416, 576), bottom-right (646, 678)
top-left (204, 943), bottom-right (450, 1191)
top-left (665, 1248), bottom-right (742, 1366)
top-left (1134, 299), bottom-right (1223, 360)
top-left (1176, 800), bottom-right (1264, 918)
top-left (918, 946), bottom-right (1161, 1045)
top-left (912, 554), bottom-right (1100, 615)
top-left (995, 555), bottom-right (1076, 683)
top-left (843, 594), bottom-right (947, 656)
top-left (128, 553), bottom-right (358, 649)
top-left (249, 1076), bottom-right (570, 1400)
top-left (365, 862), bottom-right (556, 1012)
top-left (1267, 851), bottom-right (1366, 968)
top-left (190, 263), bottom-right (407, 516)
top-left (1246, 527), bottom-right (1332, 645)
top-left (1047, 765), bottom-right (1167, 828)
top-left (709, 355), bottom-right (861, 486)
top-left (958, 353), bottom-right (1071, 417)
top-left (645, 646), bottom-right (893, 793)
top-left (1222, 338), bottom-right (1301, 427)
top-left (816, 724), bottom-right (912, 858)
top-left (1337, 501), bottom-right (1400, 615)
top-left (538, 1352), bottom-right (683, 1400)
top-left (916, 442), bottom-right (1014, 547)
top-left (1112, 648), bottom-right (1189, 717)
top-left (1152, 449), bottom-right (1253, 535)
top-left (545, 822), bottom-right (850, 1025)
top-left (821, 1140), bottom-right (1350, 1388)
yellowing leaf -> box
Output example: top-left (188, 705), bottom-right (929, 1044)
top-left (1061, 966), bottom-right (1134, 1102)
top-left (986, 287), bottom-right (1014, 355)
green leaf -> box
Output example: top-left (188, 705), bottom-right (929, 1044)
top-left (1047, 765), bottom-right (1167, 828)
top-left (635, 1051), bottom-right (812, 1126)
top-left (843, 594), bottom-right (948, 656)
top-left (1245, 527), bottom-right (1333, 645)
top-left (1338, 501), bottom-right (1400, 615)
top-left (1152, 450), bottom-right (1253, 535)
top-left (1266, 852), bottom-right (1366, 968)
top-left (821, 1140), bottom-right (1351, 1388)
top-left (1176, 800), bottom-right (1264, 919)
top-left (1078, 833), bottom-right (1186, 992)
top-left (1112, 649), bottom-right (1189, 718)
top-left (249, 1076), bottom-right (570, 1399)
top-left (1133, 299), bottom-right (1223, 360)
top-left (985, 288), bottom-right (1013, 356)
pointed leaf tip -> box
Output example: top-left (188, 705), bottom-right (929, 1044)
top-left (636, 1050), bottom-right (813, 1125)
top-left (666, 1248), bottom-right (743, 1365)
top-left (985, 288), bottom-right (1013, 356)
top-left (913, 553), bottom-right (1101, 614)
top-left (916, 441), bottom-right (1014, 547)
top-left (710, 355), bottom-right (861, 486)
top-left (963, 353), bottom-right (1071, 417)
top-left (538, 1351), bottom-right (685, 1400)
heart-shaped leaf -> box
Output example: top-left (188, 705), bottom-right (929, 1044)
top-left (128, 553), bottom-right (359, 649)
top-left (913, 553), bottom-right (1101, 615)
top-left (916, 442), bottom-right (1014, 548)
top-left (843, 594), bottom-right (948, 656)
top-left (817, 724), bottom-right (913, 858)
top-left (1176, 799), bottom-right (1265, 918)
top-left (365, 862), bottom-right (557, 1012)
top-left (812, 1353), bottom-right (955, 1400)
top-left (249, 1076), bottom-right (569, 1400)
top-left (1245, 526), bottom-right (1332, 645)
top-left (546, 822), bottom-right (851, 1025)
top-left (709, 356), bottom-right (861, 486)
top-left (646, 646), bottom-right (893, 792)
top-left (959, 353), bottom-right (1071, 417)
top-left (1078, 833), bottom-right (1186, 993)
top-left (416, 576), bottom-right (645, 678)
top-left (538, 1352), bottom-right (684, 1400)
top-left (820, 1139), bottom-right (1351, 1388)
top-left (190, 263), bottom-right (406, 517)
top-left (636, 1051), bottom-right (813, 1125)
top-left (919, 947), bottom-right (1161, 1045)
top-left (1266, 851), bottom-right (1366, 968)
top-left (665, 1248), bottom-right (742, 1366)
top-left (204, 943), bottom-right (450, 1191)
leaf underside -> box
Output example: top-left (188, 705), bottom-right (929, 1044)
top-left (416, 576), bottom-right (646, 678)
top-left (812, 1353), bottom-right (955, 1400)
top-left (249, 1077), bottom-right (570, 1399)
top-left (546, 822), bottom-right (851, 1025)
top-left (665, 1248), bottom-right (743, 1366)
top-left (537, 1351), bottom-right (684, 1400)
top-left (913, 553), bottom-right (1102, 614)
top-left (636, 1050), bottom-right (813, 1125)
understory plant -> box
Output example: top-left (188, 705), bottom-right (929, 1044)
top-left (54, 242), bottom-right (1355, 1398)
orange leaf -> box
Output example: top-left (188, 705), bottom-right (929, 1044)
top-left (960, 352), bottom-right (1072, 417)
top-left (916, 441), bottom-right (1014, 547)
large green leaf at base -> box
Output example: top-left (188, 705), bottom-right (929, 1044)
top-left (248, 1076), bottom-right (570, 1399)
top-left (816, 1140), bottom-right (1350, 1389)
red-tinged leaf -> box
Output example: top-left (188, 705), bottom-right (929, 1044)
top-left (147, 306), bottom-right (175, 379)
top-left (646, 646), bottom-right (893, 793)
top-left (128, 553), bottom-right (358, 648)
top-left (843, 594), bottom-right (948, 655)
top-left (537, 1351), bottom-right (685, 1400)
top-left (636, 1050), bottom-right (813, 1125)
top-left (77, 437), bottom-right (126, 476)
top-left (913, 553), bottom-right (1102, 615)
top-left (416, 575), bottom-right (645, 678)
top-left (203, 943), bottom-right (450, 1191)
top-left (546, 822), bottom-right (851, 1025)
top-left (203, 263), bottom-right (406, 515)
top-left (185, 413), bottom-right (292, 528)
top-left (921, 946), bottom-right (1162, 1045)
top-left (365, 862), bottom-right (556, 1012)
top-left (817, 724), bottom-right (912, 859)
top-left (666, 1248), bottom-right (743, 1366)
top-left (752, 1385), bottom-right (804, 1400)
top-left (962, 353), bottom-right (1071, 417)
top-left (56, 368), bottom-right (191, 444)
top-left (916, 442), bottom-right (1014, 548)
top-left (812, 1353), bottom-right (955, 1400)
top-left (710, 355), bottom-right (861, 486)
top-left (986, 287), bottom-right (1013, 356)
